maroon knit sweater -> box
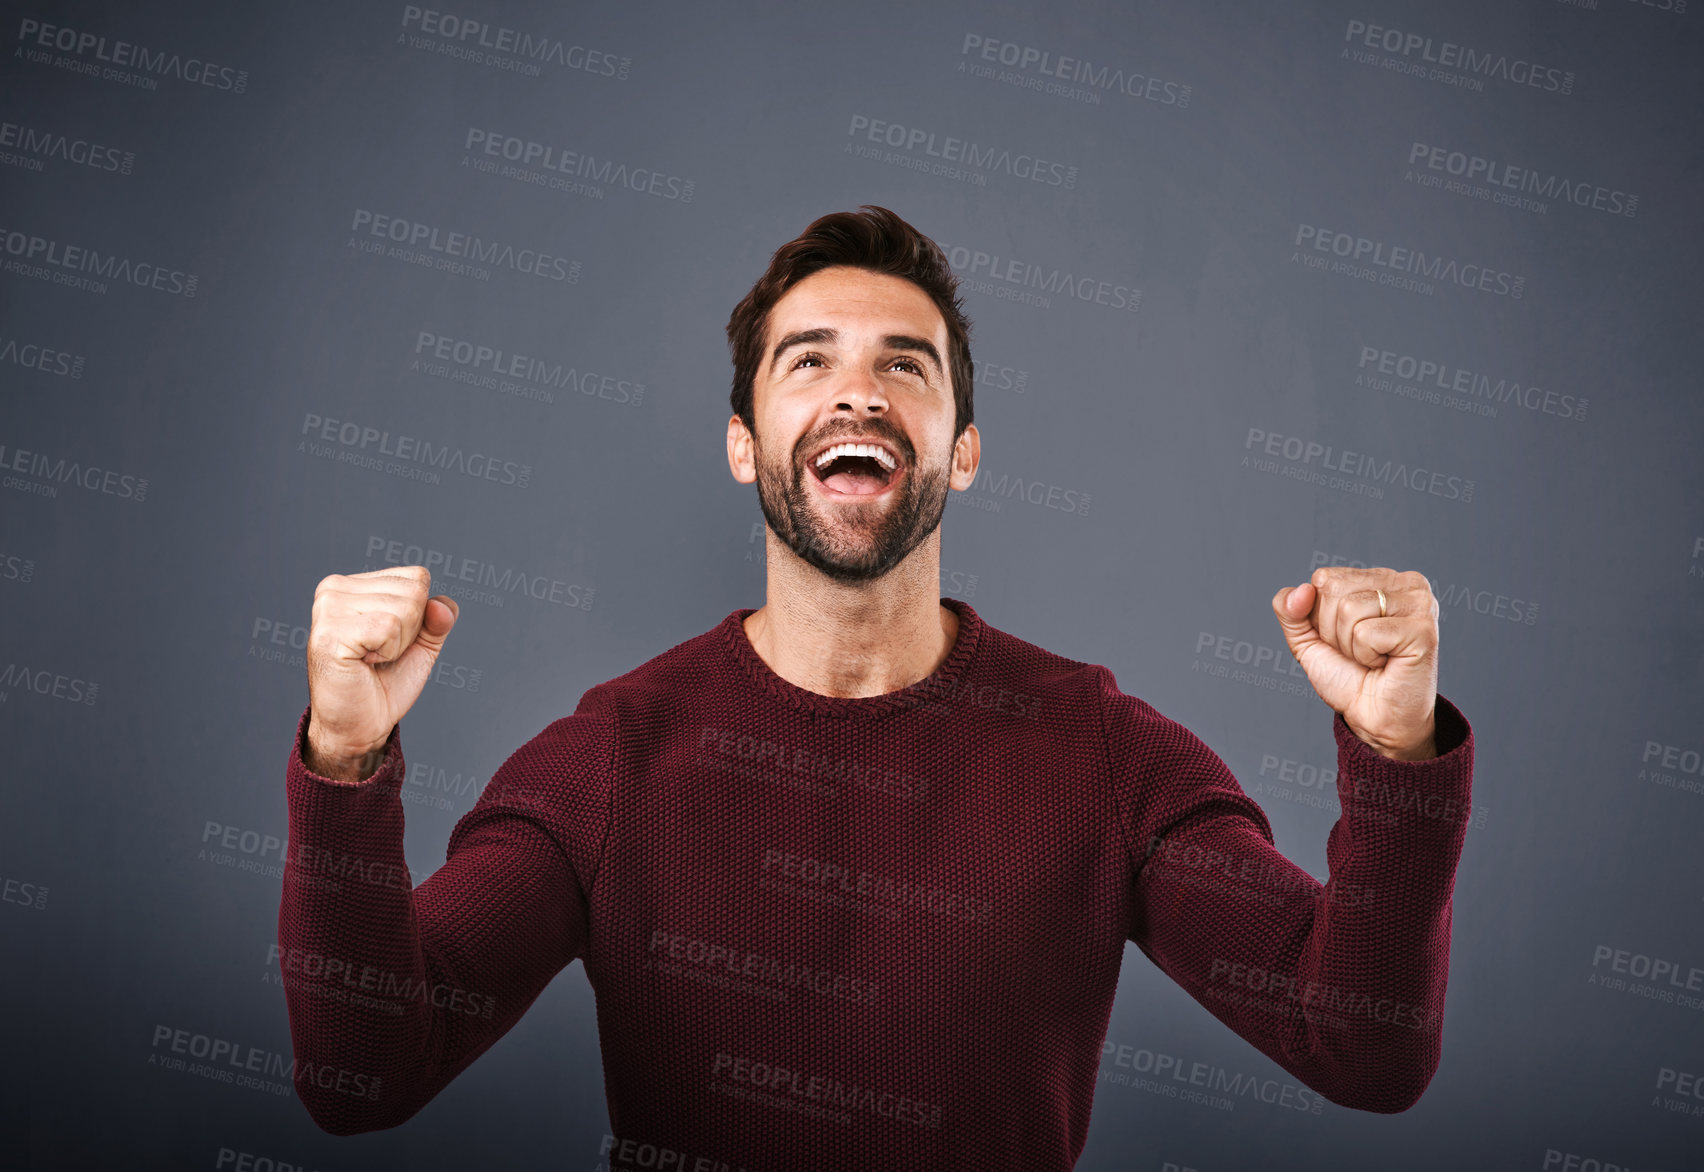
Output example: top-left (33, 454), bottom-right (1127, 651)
top-left (278, 597), bottom-right (1474, 1170)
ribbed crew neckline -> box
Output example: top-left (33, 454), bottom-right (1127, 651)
top-left (720, 596), bottom-right (984, 720)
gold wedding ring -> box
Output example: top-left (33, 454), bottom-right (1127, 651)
top-left (1376, 587), bottom-right (1388, 618)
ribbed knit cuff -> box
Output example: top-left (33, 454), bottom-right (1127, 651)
top-left (286, 704), bottom-right (407, 822)
top-left (1331, 692), bottom-right (1474, 828)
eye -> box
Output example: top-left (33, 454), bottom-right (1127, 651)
top-left (792, 351), bottom-right (826, 369)
top-left (890, 357), bottom-right (925, 376)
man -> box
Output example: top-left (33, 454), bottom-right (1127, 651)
top-left (281, 206), bottom-right (1473, 1171)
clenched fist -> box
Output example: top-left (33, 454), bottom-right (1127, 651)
top-left (304, 566), bottom-right (459, 781)
top-left (1272, 566), bottom-right (1440, 761)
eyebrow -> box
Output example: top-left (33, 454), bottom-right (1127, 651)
top-left (768, 327), bottom-right (944, 380)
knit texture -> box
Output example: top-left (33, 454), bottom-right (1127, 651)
top-left (278, 597), bottom-right (1473, 1169)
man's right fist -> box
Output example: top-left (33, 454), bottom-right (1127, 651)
top-left (303, 566), bottom-right (459, 781)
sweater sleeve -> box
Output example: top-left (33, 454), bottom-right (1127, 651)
top-left (1100, 668), bottom-right (1474, 1113)
top-left (275, 689), bottom-right (615, 1133)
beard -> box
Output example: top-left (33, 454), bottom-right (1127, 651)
top-left (752, 423), bottom-right (952, 583)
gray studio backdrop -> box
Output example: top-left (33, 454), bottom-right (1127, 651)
top-left (3, 0), bottom-right (1702, 1169)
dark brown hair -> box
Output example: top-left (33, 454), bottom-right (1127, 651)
top-left (725, 205), bottom-right (974, 444)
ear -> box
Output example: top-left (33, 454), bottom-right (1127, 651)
top-left (949, 423), bottom-right (980, 490)
top-left (727, 414), bottom-right (756, 484)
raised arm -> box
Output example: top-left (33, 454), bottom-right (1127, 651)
top-left (277, 566), bottom-right (612, 1132)
top-left (1106, 677), bottom-right (1472, 1111)
top-left (279, 697), bottom-right (613, 1132)
top-left (1105, 566), bottom-right (1474, 1111)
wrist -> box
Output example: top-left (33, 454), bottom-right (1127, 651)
top-left (304, 725), bottom-right (391, 782)
top-left (1353, 716), bottom-right (1438, 761)
top-left (1372, 734), bottom-right (1438, 762)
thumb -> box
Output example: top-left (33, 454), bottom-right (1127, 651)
top-left (382, 596), bottom-right (457, 707)
top-left (1271, 582), bottom-right (1317, 649)
top-left (421, 595), bottom-right (459, 640)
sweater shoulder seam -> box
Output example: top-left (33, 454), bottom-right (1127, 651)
top-left (583, 687), bottom-right (618, 899)
top-left (1094, 666), bottom-right (1142, 879)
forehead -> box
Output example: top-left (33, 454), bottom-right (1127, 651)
top-left (766, 266), bottom-right (946, 345)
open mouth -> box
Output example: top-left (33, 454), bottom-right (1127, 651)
top-left (808, 446), bottom-right (902, 497)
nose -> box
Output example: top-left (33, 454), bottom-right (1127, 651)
top-left (834, 379), bottom-right (892, 417)
top-left (831, 365), bottom-right (890, 415)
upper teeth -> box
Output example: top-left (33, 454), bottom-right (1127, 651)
top-left (814, 442), bottom-right (897, 471)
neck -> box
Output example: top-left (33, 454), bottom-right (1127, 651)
top-left (743, 529), bottom-right (959, 699)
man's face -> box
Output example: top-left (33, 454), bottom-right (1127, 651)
top-left (727, 265), bottom-right (978, 583)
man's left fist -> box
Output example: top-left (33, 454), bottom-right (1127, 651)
top-left (1272, 566), bottom-right (1440, 761)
